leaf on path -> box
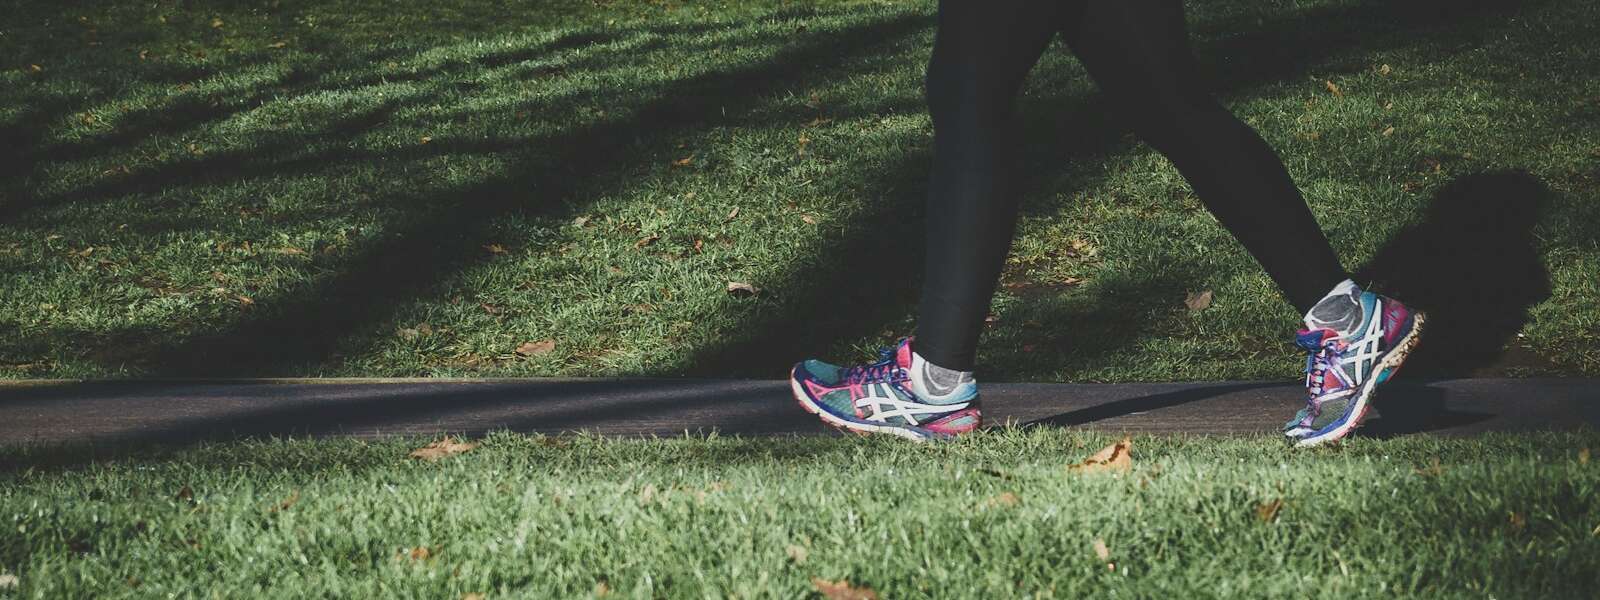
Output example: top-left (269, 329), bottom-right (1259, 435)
top-left (483, 243), bottom-right (507, 255)
top-left (785, 544), bottom-right (809, 565)
top-left (1256, 498), bottom-right (1284, 523)
top-left (726, 281), bottom-right (760, 297)
top-left (1185, 290), bottom-right (1213, 312)
top-left (672, 156), bottom-right (693, 167)
top-left (1325, 80), bottom-right (1344, 97)
top-left (811, 578), bottom-right (877, 600)
top-left (516, 339), bottom-right (556, 357)
top-left (409, 437), bottom-right (479, 461)
top-left (1069, 438), bottom-right (1133, 474)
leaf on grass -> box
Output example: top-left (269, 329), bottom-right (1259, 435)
top-left (1382, 126), bottom-right (1396, 136)
top-left (1414, 457), bottom-right (1445, 477)
top-left (270, 489), bottom-right (300, 513)
top-left (1093, 538), bottom-right (1110, 561)
top-left (1256, 498), bottom-right (1284, 523)
top-left (638, 483), bottom-right (658, 505)
top-left (419, 136), bottom-right (433, 144)
top-left (1378, 63), bottom-right (1392, 76)
top-left (725, 206), bottom-right (740, 221)
top-left (211, 17), bottom-right (225, 28)
top-left (811, 578), bottom-right (877, 600)
top-left (785, 544), bottom-right (809, 564)
top-left (175, 485), bottom-right (194, 503)
top-left (594, 581), bottom-right (611, 597)
top-left (268, 40), bottom-right (288, 49)
top-left (516, 339), bottom-right (556, 357)
top-left (1069, 438), bottom-right (1133, 474)
top-left (726, 281), bottom-right (760, 297)
top-left (800, 214), bottom-right (818, 225)
top-left (1580, 448), bottom-right (1590, 465)
top-left (1325, 80), bottom-right (1344, 97)
top-left (29, 64), bottom-right (43, 73)
top-left (462, 594), bottom-right (486, 600)
top-left (1508, 511), bottom-right (1527, 533)
top-left (400, 545), bottom-right (435, 561)
top-left (0, 573), bottom-right (16, 589)
top-left (275, 246), bottom-right (306, 255)
top-left (981, 491), bottom-right (1020, 509)
top-left (484, 243), bottom-right (507, 255)
top-left (693, 239), bottom-right (704, 253)
top-left (634, 234), bottom-right (659, 249)
top-left (572, 215), bottom-right (591, 228)
top-left (1185, 290), bottom-right (1213, 311)
top-left (409, 437), bottom-right (479, 461)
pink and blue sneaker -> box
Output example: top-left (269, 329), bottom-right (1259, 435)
top-left (790, 338), bottom-right (981, 441)
top-left (1284, 291), bottom-right (1426, 447)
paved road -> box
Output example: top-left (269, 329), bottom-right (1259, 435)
top-left (1, 378), bottom-right (1596, 445)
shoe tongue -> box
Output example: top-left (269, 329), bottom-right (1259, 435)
top-left (896, 338), bottom-right (915, 369)
top-left (1295, 328), bottom-right (1339, 351)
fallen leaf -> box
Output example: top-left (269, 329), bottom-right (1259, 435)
top-left (981, 491), bottom-right (1020, 509)
top-left (1093, 538), bottom-right (1111, 561)
top-left (234, 294), bottom-right (254, 306)
top-left (1414, 457), bottom-right (1445, 477)
top-left (419, 136), bottom-right (433, 144)
top-left (693, 239), bottom-right (704, 253)
top-left (139, 49), bottom-right (150, 60)
top-left (634, 234), bottom-right (659, 248)
top-left (672, 156), bottom-right (693, 167)
top-left (1325, 80), bottom-right (1344, 97)
top-left (785, 544), bottom-right (809, 564)
top-left (1580, 448), bottom-right (1590, 465)
top-left (1185, 290), bottom-right (1214, 311)
top-left (800, 214), bottom-right (818, 225)
top-left (1382, 126), bottom-right (1396, 136)
top-left (726, 281), bottom-right (760, 297)
top-left (1069, 438), bottom-right (1133, 474)
top-left (516, 339), bottom-right (556, 357)
top-left (1378, 63), bottom-right (1392, 76)
top-left (29, 64), bottom-right (43, 73)
top-left (211, 17), bottom-right (225, 28)
top-left (403, 545), bottom-right (432, 561)
top-left (725, 206), bottom-right (740, 221)
top-left (484, 243), bottom-right (507, 255)
top-left (0, 574), bottom-right (16, 589)
top-left (594, 582), bottom-right (611, 597)
top-left (275, 246), bottom-right (306, 255)
top-left (409, 437), bottom-right (479, 461)
top-left (270, 489), bottom-right (300, 513)
top-left (1508, 511), bottom-right (1527, 533)
top-left (175, 485), bottom-right (194, 503)
top-left (572, 215), bottom-right (591, 228)
top-left (638, 483), bottom-right (658, 505)
top-left (811, 578), bottom-right (877, 600)
top-left (1256, 498), bottom-right (1284, 523)
top-left (268, 40), bottom-right (288, 49)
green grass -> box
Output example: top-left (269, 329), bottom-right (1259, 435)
top-left (2, 430), bottom-right (1597, 597)
top-left (2, 0), bottom-right (1597, 381)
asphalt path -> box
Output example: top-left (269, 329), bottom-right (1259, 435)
top-left (1, 377), bottom-right (1596, 446)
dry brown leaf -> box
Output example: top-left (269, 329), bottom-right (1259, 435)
top-left (484, 243), bottom-right (507, 255)
top-left (725, 206), bottom-right (740, 221)
top-left (275, 246), bottom-right (306, 255)
top-left (693, 239), bottom-right (704, 253)
top-left (419, 136), bottom-right (433, 144)
top-left (638, 483), bottom-right (658, 505)
top-left (1185, 290), bottom-right (1214, 311)
top-left (1325, 80), bottom-right (1344, 97)
top-left (211, 17), bottom-right (225, 28)
top-left (1382, 126), bottom-right (1396, 136)
top-left (409, 437), bottom-right (479, 461)
top-left (516, 339), bottom-right (556, 357)
top-left (811, 578), bottom-right (877, 600)
top-left (267, 40), bottom-right (288, 49)
top-left (1093, 538), bottom-right (1110, 561)
top-left (234, 294), bottom-right (254, 306)
top-left (403, 545), bottom-right (433, 561)
top-left (1580, 448), bottom-right (1590, 465)
top-left (800, 214), bottom-right (818, 225)
top-left (29, 64), bottom-right (43, 73)
top-left (634, 234), bottom-right (659, 248)
top-left (1256, 498), bottom-right (1284, 523)
top-left (175, 485), bottom-right (194, 503)
top-left (1378, 63), bottom-right (1392, 76)
top-left (462, 594), bottom-right (486, 600)
top-left (1070, 438), bottom-right (1133, 474)
top-left (271, 489), bottom-right (300, 513)
top-left (0, 574), bottom-right (17, 590)
top-left (805, 116), bottom-right (833, 128)
top-left (726, 281), bottom-right (760, 297)
top-left (981, 491), bottom-right (1020, 509)
top-left (572, 215), bottom-right (591, 228)
top-left (1414, 457), bottom-right (1445, 477)
top-left (672, 156), bottom-right (693, 167)
top-left (785, 544), bottom-right (809, 564)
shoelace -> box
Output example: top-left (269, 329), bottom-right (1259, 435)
top-left (843, 346), bottom-right (906, 388)
top-left (1302, 338), bottom-right (1346, 402)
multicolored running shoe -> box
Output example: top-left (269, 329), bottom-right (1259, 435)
top-left (790, 338), bottom-right (981, 441)
top-left (1284, 291), bottom-right (1426, 447)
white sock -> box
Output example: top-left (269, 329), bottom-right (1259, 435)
top-left (1304, 279), bottom-right (1364, 336)
top-left (908, 351), bottom-right (975, 404)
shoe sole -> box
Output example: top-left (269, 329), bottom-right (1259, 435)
top-left (1293, 311), bottom-right (1427, 448)
top-left (788, 367), bottom-right (951, 442)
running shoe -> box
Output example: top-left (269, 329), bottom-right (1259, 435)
top-left (1284, 291), bottom-right (1426, 447)
top-left (790, 337), bottom-right (981, 441)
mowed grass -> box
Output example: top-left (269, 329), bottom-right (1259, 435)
top-left (2, 0), bottom-right (1598, 381)
top-left (2, 430), bottom-right (1598, 597)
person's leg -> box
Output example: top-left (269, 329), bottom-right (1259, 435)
top-left (911, 0), bottom-right (1067, 371)
top-left (1060, 0), bottom-right (1347, 315)
top-left (1061, 1), bottom-right (1425, 447)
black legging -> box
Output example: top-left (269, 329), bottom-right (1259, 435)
top-left (914, 0), bottom-right (1349, 370)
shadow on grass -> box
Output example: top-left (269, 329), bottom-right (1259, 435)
top-left (1357, 170), bottom-right (1554, 378)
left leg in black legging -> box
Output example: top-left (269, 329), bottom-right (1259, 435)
top-left (1061, 0), bottom-right (1348, 314)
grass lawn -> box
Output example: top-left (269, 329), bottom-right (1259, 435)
top-left (2, 430), bottom-right (1597, 597)
top-left (1, 0), bottom-right (1596, 381)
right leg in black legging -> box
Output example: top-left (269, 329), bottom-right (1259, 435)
top-left (913, 0), bottom-right (1064, 371)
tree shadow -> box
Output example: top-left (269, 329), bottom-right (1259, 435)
top-left (1356, 170), bottom-right (1554, 378)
